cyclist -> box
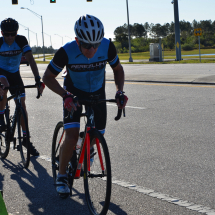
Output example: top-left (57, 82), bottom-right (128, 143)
top-left (43, 14), bottom-right (128, 196)
top-left (0, 18), bottom-right (44, 156)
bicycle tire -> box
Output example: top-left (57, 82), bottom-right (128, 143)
top-left (84, 129), bottom-right (112, 215)
top-left (0, 107), bottom-right (10, 159)
top-left (17, 107), bottom-right (30, 168)
top-left (52, 121), bottom-right (64, 183)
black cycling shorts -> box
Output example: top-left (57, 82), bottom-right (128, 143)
top-left (63, 77), bottom-right (107, 134)
top-left (0, 68), bottom-right (25, 96)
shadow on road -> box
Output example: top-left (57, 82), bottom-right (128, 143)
top-left (1, 157), bottom-right (127, 214)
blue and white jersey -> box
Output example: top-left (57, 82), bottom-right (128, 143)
top-left (0, 35), bottom-right (31, 73)
top-left (48, 38), bottom-right (119, 93)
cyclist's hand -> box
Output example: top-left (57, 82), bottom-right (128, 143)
top-left (115, 90), bottom-right (128, 109)
top-left (35, 75), bottom-right (45, 94)
top-left (63, 92), bottom-right (80, 112)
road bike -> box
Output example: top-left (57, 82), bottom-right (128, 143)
top-left (52, 95), bottom-right (125, 215)
top-left (0, 84), bottom-right (41, 168)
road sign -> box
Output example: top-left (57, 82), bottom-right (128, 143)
top-left (194, 28), bottom-right (202, 36)
top-left (176, 42), bottom-right (179, 48)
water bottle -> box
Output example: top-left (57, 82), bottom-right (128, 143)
top-left (76, 137), bottom-right (82, 155)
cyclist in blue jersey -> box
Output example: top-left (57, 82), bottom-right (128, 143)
top-left (0, 18), bottom-right (44, 156)
top-left (43, 14), bottom-right (128, 196)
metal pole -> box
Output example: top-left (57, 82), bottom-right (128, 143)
top-left (41, 16), bottom-right (45, 61)
top-left (199, 36), bottom-right (201, 62)
top-left (27, 28), bottom-right (30, 46)
top-left (173, 0), bottom-right (182, 61)
top-left (126, 0), bottom-right (133, 62)
top-left (36, 33), bottom-right (39, 58)
top-left (50, 36), bottom-right (52, 48)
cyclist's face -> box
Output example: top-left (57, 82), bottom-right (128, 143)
top-left (75, 37), bottom-right (98, 59)
top-left (1, 31), bottom-right (17, 45)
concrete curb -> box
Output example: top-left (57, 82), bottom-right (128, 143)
top-left (107, 79), bottom-right (215, 85)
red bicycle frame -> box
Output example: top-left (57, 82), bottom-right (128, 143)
top-left (74, 127), bottom-right (105, 178)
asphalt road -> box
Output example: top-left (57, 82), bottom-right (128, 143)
top-left (1, 64), bottom-right (215, 215)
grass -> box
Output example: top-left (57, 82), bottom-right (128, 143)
top-left (121, 59), bottom-right (215, 64)
top-left (117, 49), bottom-right (215, 60)
top-left (35, 49), bottom-right (215, 64)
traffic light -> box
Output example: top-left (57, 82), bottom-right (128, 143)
top-left (12, 0), bottom-right (18, 5)
top-left (50, 0), bottom-right (56, 3)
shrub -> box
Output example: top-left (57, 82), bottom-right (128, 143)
top-left (181, 43), bottom-right (194, 51)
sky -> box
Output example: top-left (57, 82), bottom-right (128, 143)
top-left (1, 0), bottom-right (215, 49)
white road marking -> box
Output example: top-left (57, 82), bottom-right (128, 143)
top-left (37, 154), bottom-right (215, 215)
top-left (107, 103), bottom-right (146, 109)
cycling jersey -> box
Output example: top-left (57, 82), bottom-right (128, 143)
top-left (48, 38), bottom-right (119, 93)
top-left (0, 35), bottom-right (31, 73)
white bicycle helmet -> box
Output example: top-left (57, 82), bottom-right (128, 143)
top-left (74, 14), bottom-right (104, 44)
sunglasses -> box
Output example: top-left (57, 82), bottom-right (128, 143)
top-left (80, 41), bottom-right (101, 49)
top-left (3, 32), bottom-right (17, 37)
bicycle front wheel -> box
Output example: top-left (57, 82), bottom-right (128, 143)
top-left (84, 129), bottom-right (112, 215)
top-left (17, 107), bottom-right (30, 168)
top-left (52, 121), bottom-right (64, 183)
top-left (0, 108), bottom-right (10, 159)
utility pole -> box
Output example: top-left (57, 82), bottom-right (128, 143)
top-left (172, 0), bottom-right (182, 61)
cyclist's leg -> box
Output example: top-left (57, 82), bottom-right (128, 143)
top-left (59, 127), bottom-right (79, 175)
top-left (11, 72), bottom-right (39, 156)
top-left (0, 71), bottom-right (9, 130)
top-left (56, 88), bottom-right (82, 195)
top-left (93, 87), bottom-right (107, 136)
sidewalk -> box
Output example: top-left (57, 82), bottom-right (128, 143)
top-left (104, 63), bottom-right (215, 85)
top-left (20, 63), bottom-right (215, 85)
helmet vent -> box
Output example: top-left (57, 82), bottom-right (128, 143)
top-left (96, 31), bottom-right (100, 41)
top-left (78, 18), bottom-right (82, 26)
top-left (86, 31), bottom-right (91, 41)
top-left (87, 15), bottom-right (91, 19)
top-left (84, 22), bottom-right (88, 28)
top-left (80, 29), bottom-right (88, 41)
top-left (90, 20), bottom-right (94, 27)
top-left (77, 31), bottom-right (83, 39)
top-left (97, 21), bottom-right (100, 28)
top-left (92, 30), bottom-right (95, 41)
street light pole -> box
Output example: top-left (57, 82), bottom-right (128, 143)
top-left (26, 28), bottom-right (30, 46)
top-left (65, 35), bottom-right (72, 41)
top-left (19, 23), bottom-right (30, 45)
top-left (55, 34), bottom-right (63, 46)
top-left (20, 7), bottom-right (45, 61)
top-left (28, 29), bottom-right (39, 58)
top-left (126, 0), bottom-right (133, 62)
top-left (44, 33), bottom-right (53, 54)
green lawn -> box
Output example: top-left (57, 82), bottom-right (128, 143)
top-left (117, 49), bottom-right (215, 60)
top-left (35, 49), bottom-right (215, 64)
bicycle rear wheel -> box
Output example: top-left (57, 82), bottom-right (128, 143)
top-left (0, 108), bottom-right (10, 159)
top-left (84, 129), bottom-right (112, 215)
top-left (17, 107), bottom-right (30, 168)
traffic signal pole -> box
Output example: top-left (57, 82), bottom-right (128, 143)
top-left (173, 0), bottom-right (182, 61)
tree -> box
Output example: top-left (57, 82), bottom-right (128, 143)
top-left (151, 23), bottom-right (168, 38)
top-left (133, 23), bottom-right (146, 38)
top-left (144, 22), bottom-right (150, 38)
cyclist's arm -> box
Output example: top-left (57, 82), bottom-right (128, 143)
top-left (42, 68), bottom-right (66, 97)
top-left (24, 51), bottom-right (40, 77)
top-left (112, 62), bottom-right (125, 92)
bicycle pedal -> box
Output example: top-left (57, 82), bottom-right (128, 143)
top-left (58, 193), bottom-right (70, 199)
